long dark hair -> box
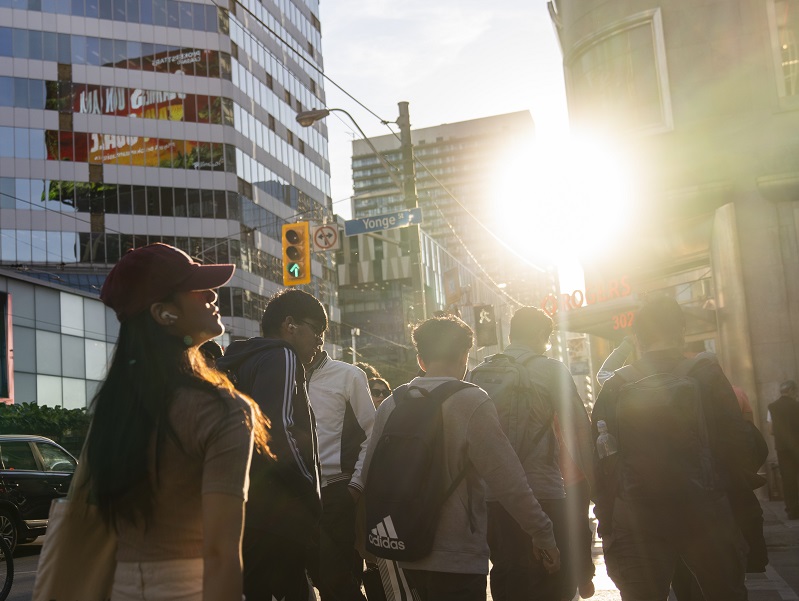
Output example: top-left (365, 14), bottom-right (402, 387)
top-left (85, 310), bottom-right (270, 526)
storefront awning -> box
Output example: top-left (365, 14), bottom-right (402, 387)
top-left (554, 297), bottom-right (716, 341)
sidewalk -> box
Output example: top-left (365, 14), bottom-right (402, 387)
top-left (581, 499), bottom-right (799, 601)
top-left (747, 499), bottom-right (799, 601)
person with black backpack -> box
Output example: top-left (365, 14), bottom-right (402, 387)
top-left (470, 306), bottom-right (595, 601)
top-left (591, 296), bottom-right (750, 601)
top-left (361, 315), bottom-right (559, 601)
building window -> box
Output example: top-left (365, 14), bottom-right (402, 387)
top-left (565, 8), bottom-right (673, 134)
top-left (770, 0), bottom-right (799, 98)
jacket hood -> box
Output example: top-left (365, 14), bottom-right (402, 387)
top-left (217, 337), bottom-right (294, 371)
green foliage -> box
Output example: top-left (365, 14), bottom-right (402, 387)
top-left (0, 403), bottom-right (91, 455)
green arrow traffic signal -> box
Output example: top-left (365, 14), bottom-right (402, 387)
top-left (282, 222), bottom-right (311, 286)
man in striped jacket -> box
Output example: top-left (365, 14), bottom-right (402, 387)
top-left (218, 289), bottom-right (326, 601)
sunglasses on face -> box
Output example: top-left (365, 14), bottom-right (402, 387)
top-left (371, 388), bottom-right (390, 398)
top-left (299, 318), bottom-right (327, 337)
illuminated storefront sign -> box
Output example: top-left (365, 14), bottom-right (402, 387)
top-left (541, 276), bottom-right (632, 316)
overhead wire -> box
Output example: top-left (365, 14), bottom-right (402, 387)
top-left (5, 0), bottom-right (535, 316)
top-left (215, 0), bottom-right (392, 125)
top-left (204, 0), bottom-right (531, 293)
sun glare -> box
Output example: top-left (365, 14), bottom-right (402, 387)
top-left (493, 133), bottom-right (635, 273)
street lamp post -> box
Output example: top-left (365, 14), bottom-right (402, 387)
top-left (296, 104), bottom-right (427, 322)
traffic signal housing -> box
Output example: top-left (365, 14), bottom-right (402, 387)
top-left (282, 222), bottom-right (311, 286)
top-left (474, 304), bottom-right (498, 348)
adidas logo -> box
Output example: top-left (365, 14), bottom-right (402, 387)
top-left (368, 515), bottom-right (406, 551)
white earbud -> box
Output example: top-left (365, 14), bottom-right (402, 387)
top-left (161, 312), bottom-right (178, 320)
top-left (289, 324), bottom-right (297, 331)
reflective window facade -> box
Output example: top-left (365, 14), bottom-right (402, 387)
top-left (0, 0), bottom-right (334, 340)
top-left (565, 9), bottom-right (673, 134)
top-left (772, 0), bottom-right (799, 97)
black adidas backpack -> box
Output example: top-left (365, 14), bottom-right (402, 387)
top-left (613, 357), bottom-right (718, 501)
top-left (364, 380), bottom-right (475, 561)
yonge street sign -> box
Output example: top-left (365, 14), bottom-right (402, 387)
top-left (344, 208), bottom-right (423, 236)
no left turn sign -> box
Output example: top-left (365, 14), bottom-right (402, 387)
top-left (312, 225), bottom-right (340, 251)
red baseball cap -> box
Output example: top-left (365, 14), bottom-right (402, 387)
top-left (101, 243), bottom-right (235, 322)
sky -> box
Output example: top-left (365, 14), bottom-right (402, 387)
top-left (316, 0), bottom-right (599, 291)
top-left (318, 0), bottom-right (570, 215)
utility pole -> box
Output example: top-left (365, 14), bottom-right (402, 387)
top-left (397, 101), bottom-right (426, 322)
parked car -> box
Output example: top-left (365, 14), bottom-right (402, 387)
top-left (0, 435), bottom-right (77, 552)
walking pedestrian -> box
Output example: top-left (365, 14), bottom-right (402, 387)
top-left (217, 289), bottom-right (324, 601)
top-left (591, 296), bottom-right (750, 601)
top-left (472, 307), bottom-right (595, 601)
top-left (88, 243), bottom-right (268, 601)
top-left (305, 350), bottom-right (375, 600)
top-left (362, 315), bottom-right (559, 601)
top-left (768, 379), bottom-right (799, 519)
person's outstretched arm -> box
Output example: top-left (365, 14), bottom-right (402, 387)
top-left (596, 336), bottom-right (635, 387)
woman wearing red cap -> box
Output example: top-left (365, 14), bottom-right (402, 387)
top-left (84, 243), bottom-right (269, 601)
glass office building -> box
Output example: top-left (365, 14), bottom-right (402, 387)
top-left (0, 0), bottom-right (335, 339)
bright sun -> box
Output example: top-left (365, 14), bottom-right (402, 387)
top-left (493, 132), bottom-right (635, 284)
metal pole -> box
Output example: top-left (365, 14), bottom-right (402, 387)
top-left (397, 101), bottom-right (426, 322)
top-left (351, 328), bottom-right (359, 364)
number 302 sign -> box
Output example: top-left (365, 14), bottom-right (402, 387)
top-left (612, 311), bottom-right (635, 330)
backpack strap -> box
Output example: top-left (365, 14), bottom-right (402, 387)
top-left (673, 356), bottom-right (710, 377)
top-left (390, 383), bottom-right (411, 406)
top-left (510, 353), bottom-right (556, 464)
top-left (614, 364), bottom-right (644, 384)
top-left (406, 379), bottom-right (477, 529)
top-left (616, 356), bottom-right (710, 384)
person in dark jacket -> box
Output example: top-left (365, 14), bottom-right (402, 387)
top-left (768, 379), bottom-right (799, 519)
top-left (217, 289), bottom-right (326, 601)
top-left (591, 296), bottom-right (749, 601)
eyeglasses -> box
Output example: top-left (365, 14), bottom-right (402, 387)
top-left (299, 319), bottom-right (327, 337)
top-left (370, 388), bottom-right (390, 398)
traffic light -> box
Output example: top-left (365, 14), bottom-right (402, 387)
top-left (282, 222), bottom-right (311, 286)
top-left (474, 304), bottom-right (498, 348)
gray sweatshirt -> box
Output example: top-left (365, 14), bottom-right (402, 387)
top-left (361, 376), bottom-right (555, 575)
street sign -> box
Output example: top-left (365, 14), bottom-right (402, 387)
top-left (312, 224), bottom-right (340, 251)
top-left (344, 207), bottom-right (422, 237)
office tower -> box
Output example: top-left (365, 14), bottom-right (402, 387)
top-left (351, 111), bottom-right (550, 305)
top-left (0, 0), bottom-right (334, 339)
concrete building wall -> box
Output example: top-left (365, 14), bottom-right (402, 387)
top-left (0, 269), bottom-right (118, 407)
top-left (552, 0), bottom-right (799, 421)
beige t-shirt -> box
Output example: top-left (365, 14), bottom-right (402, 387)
top-left (115, 387), bottom-right (255, 562)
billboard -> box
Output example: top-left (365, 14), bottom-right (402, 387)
top-left (46, 131), bottom-right (226, 170)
